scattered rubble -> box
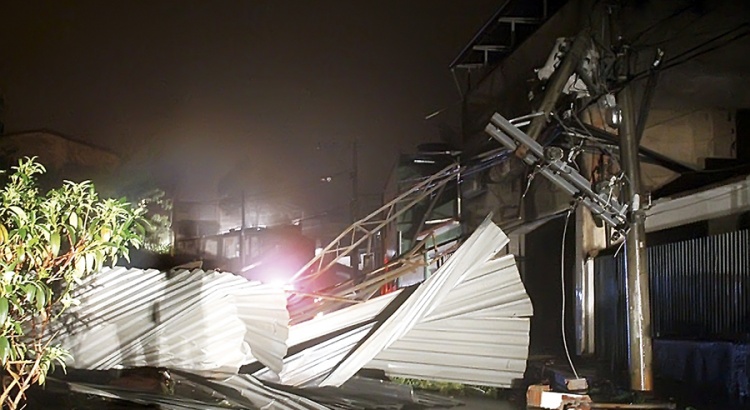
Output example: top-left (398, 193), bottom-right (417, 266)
top-left (43, 218), bottom-right (538, 408)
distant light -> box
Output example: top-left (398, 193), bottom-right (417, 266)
top-left (320, 176), bottom-right (333, 182)
top-left (413, 159), bottom-right (436, 164)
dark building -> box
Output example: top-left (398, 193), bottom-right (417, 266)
top-left (450, 0), bottom-right (750, 405)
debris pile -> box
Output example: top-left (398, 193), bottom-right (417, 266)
top-left (48, 218), bottom-right (534, 408)
top-left (251, 218), bottom-right (532, 388)
top-left (52, 267), bottom-right (289, 373)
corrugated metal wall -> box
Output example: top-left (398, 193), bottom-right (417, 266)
top-left (594, 229), bottom-right (750, 377)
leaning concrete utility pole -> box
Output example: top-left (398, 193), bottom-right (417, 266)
top-left (614, 13), bottom-right (654, 392)
top-left (519, 31), bottom-right (590, 153)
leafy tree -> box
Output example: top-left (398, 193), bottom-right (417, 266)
top-left (0, 157), bottom-right (145, 409)
top-left (138, 188), bottom-right (173, 254)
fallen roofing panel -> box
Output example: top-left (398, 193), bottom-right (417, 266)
top-left (320, 217), bottom-right (514, 387)
top-left (57, 369), bottom-right (331, 410)
top-left (368, 253), bottom-right (532, 387)
top-left (262, 217), bottom-right (533, 388)
top-left (282, 375), bottom-right (463, 410)
top-left (369, 316), bottom-right (530, 387)
top-left (49, 368), bottom-right (462, 410)
top-left (52, 267), bottom-right (289, 373)
top-left (253, 290), bottom-right (408, 386)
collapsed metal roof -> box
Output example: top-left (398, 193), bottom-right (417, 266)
top-left (369, 254), bottom-right (532, 387)
top-left (41, 368), bottom-right (462, 410)
top-left (52, 267), bottom-right (290, 373)
top-left (51, 218), bottom-right (532, 407)
top-left (253, 217), bottom-right (533, 388)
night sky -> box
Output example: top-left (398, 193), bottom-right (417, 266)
top-left (0, 1), bottom-right (500, 221)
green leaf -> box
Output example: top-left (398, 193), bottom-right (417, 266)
top-left (38, 365), bottom-right (46, 385)
top-left (69, 211), bottom-right (79, 229)
top-left (24, 283), bottom-right (36, 303)
top-left (0, 297), bottom-right (7, 325)
top-left (8, 206), bottom-right (26, 221)
top-left (0, 336), bottom-right (9, 364)
top-left (85, 252), bottom-right (94, 273)
top-left (35, 286), bottom-right (46, 311)
top-left (94, 250), bottom-right (105, 272)
top-left (74, 256), bottom-right (85, 278)
top-left (50, 232), bottom-right (61, 257)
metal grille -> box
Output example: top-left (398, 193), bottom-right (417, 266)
top-left (594, 251), bottom-right (627, 376)
top-left (594, 229), bottom-right (750, 376)
top-left (650, 230), bottom-right (750, 340)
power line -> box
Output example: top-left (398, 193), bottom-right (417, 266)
top-left (629, 2), bottom-right (697, 46)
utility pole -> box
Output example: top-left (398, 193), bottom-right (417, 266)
top-left (611, 4), bottom-right (654, 392)
top-left (519, 31), bottom-right (590, 155)
top-left (618, 85), bottom-right (654, 392)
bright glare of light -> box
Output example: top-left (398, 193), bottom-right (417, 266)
top-left (264, 272), bottom-right (293, 291)
top-left (315, 312), bottom-right (325, 319)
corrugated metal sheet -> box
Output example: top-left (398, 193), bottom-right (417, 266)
top-left (66, 371), bottom-right (331, 410)
top-left (262, 323), bottom-right (378, 387)
top-left (370, 317), bottom-right (530, 387)
top-left (320, 217), bottom-right (518, 387)
top-left (265, 218), bottom-right (533, 388)
top-left (52, 267), bottom-right (289, 373)
top-left (595, 228), bottom-right (750, 378)
top-left (254, 291), bottom-right (404, 386)
top-left (368, 254), bottom-right (533, 387)
top-left (287, 291), bottom-right (401, 347)
top-left (650, 229), bottom-right (750, 340)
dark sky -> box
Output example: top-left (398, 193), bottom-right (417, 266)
top-left (0, 1), bottom-right (500, 219)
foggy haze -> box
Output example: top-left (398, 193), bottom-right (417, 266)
top-left (0, 0), bottom-right (500, 220)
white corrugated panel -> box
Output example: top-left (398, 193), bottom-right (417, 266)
top-left (256, 218), bottom-right (532, 388)
top-left (53, 267), bottom-right (289, 373)
top-left (367, 254), bottom-right (533, 387)
top-left (254, 291), bottom-right (402, 386)
top-left (320, 217), bottom-right (512, 387)
top-left (68, 371), bottom-right (331, 410)
top-left (258, 323), bottom-right (377, 387)
top-left (217, 374), bottom-right (333, 410)
top-left (287, 291), bottom-right (400, 347)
